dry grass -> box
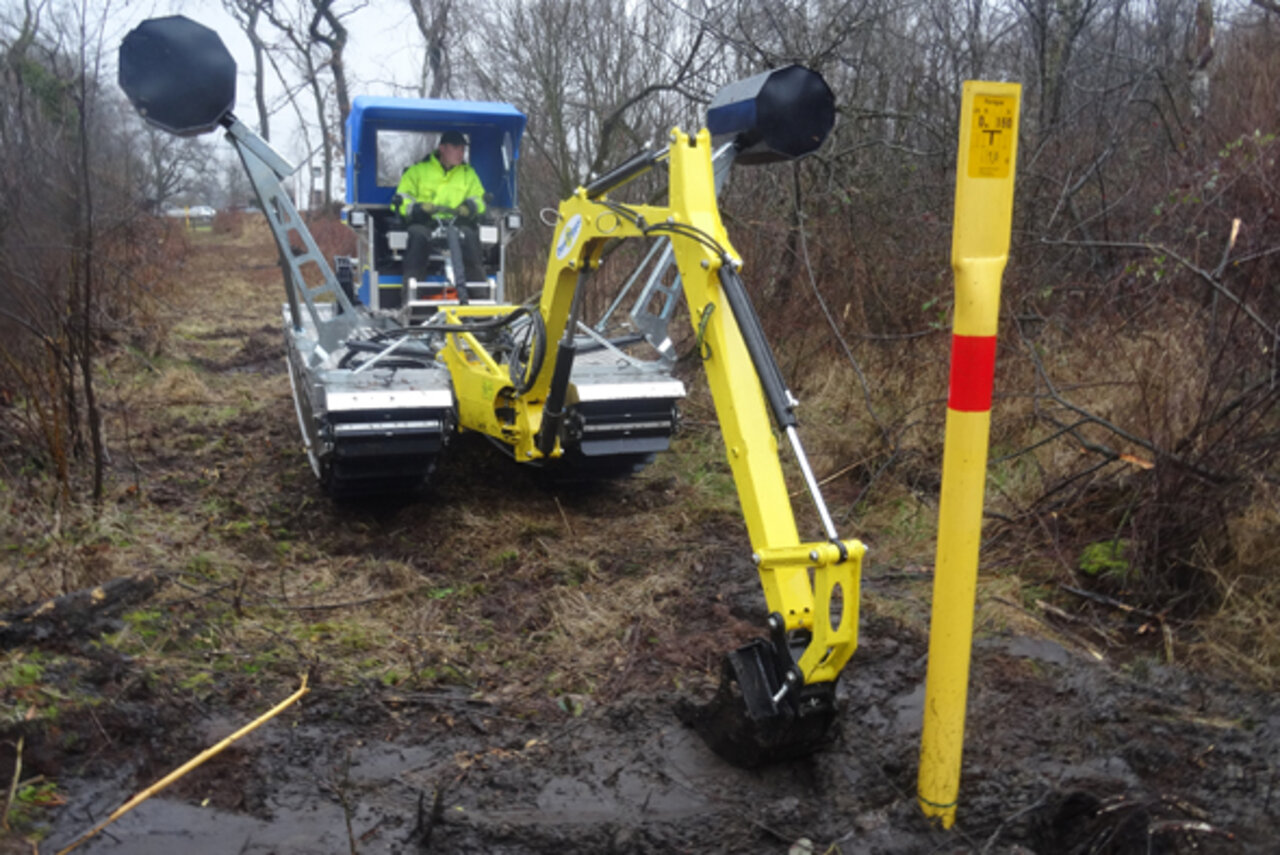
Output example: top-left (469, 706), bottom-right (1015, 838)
top-left (1192, 483), bottom-right (1280, 687)
top-left (143, 367), bottom-right (216, 407)
top-left (771, 260), bottom-right (1278, 683)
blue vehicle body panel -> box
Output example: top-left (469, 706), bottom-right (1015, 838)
top-left (345, 96), bottom-right (526, 209)
top-left (363, 272), bottom-right (401, 302)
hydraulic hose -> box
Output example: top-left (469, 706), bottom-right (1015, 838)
top-left (536, 339), bottom-right (576, 457)
top-left (585, 147), bottom-right (666, 199)
top-left (507, 309), bottom-right (547, 395)
top-left (336, 338), bottom-right (437, 370)
top-left (716, 266), bottom-right (797, 430)
top-left (369, 305), bottom-right (548, 394)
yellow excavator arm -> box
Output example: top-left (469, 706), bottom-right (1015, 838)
top-left (441, 68), bottom-right (861, 766)
top-left (664, 128), bottom-right (864, 679)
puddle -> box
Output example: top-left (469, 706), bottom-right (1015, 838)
top-left (52, 796), bottom-right (357, 855)
top-left (979, 634), bottom-right (1076, 666)
top-left (890, 683), bottom-right (925, 736)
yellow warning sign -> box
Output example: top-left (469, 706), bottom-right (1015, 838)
top-left (967, 95), bottom-right (1015, 179)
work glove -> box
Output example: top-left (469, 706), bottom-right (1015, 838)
top-left (456, 198), bottom-right (478, 219)
top-left (410, 202), bottom-right (448, 222)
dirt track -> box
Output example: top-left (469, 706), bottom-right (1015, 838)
top-left (3, 222), bottom-right (1278, 853)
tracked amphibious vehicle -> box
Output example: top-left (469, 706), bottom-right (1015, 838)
top-left (120, 17), bottom-right (683, 495)
top-left (121, 16), bottom-right (865, 766)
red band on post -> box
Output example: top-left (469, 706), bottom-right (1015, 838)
top-left (947, 335), bottom-right (997, 412)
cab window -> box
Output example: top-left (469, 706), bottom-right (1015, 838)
top-left (376, 130), bottom-right (433, 187)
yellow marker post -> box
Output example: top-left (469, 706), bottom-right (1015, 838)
top-left (918, 81), bottom-right (1020, 828)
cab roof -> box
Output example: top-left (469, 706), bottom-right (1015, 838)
top-left (345, 96), bottom-right (527, 208)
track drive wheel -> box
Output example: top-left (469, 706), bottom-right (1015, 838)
top-left (677, 635), bottom-right (838, 767)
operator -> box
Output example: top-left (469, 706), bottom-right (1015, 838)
top-left (394, 129), bottom-right (487, 283)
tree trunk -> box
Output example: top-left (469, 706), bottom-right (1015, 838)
top-left (310, 0), bottom-right (351, 151)
top-left (249, 6), bottom-right (271, 141)
top-left (307, 69), bottom-right (333, 208)
top-left (74, 10), bottom-right (103, 505)
top-left (224, 1), bottom-right (274, 141)
top-left (409, 0), bottom-right (453, 98)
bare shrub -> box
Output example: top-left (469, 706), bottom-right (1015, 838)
top-left (304, 211), bottom-right (358, 261)
top-left (0, 10), bottom-right (189, 502)
top-left (212, 209), bottom-right (246, 238)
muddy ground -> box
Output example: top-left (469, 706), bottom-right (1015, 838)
top-left (32, 609), bottom-right (1280, 854)
top-left (2, 222), bottom-right (1278, 853)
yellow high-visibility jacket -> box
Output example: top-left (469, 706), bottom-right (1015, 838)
top-left (393, 152), bottom-right (486, 218)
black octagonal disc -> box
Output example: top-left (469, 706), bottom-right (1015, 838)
top-left (707, 65), bottom-right (835, 165)
top-left (119, 16), bottom-right (236, 137)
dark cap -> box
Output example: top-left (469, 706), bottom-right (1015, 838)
top-left (439, 130), bottom-right (467, 147)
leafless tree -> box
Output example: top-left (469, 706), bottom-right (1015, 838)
top-left (131, 122), bottom-right (217, 211)
top-left (0, 0), bottom-right (176, 505)
top-left (264, 0), bottom-right (363, 206)
top-left (407, 0), bottom-right (453, 98)
top-left (223, 0), bottom-right (274, 140)
top-left (308, 0), bottom-right (356, 149)
top-left (470, 0), bottom-right (712, 196)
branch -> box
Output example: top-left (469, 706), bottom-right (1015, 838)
top-left (1039, 236), bottom-right (1278, 342)
top-left (0, 306), bottom-right (54, 342)
top-left (588, 24), bottom-right (706, 176)
top-left (1059, 582), bottom-right (1163, 620)
top-left (1015, 319), bottom-right (1234, 484)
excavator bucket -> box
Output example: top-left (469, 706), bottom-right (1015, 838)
top-left (678, 638), bottom-right (838, 767)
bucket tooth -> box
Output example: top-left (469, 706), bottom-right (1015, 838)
top-left (678, 638), bottom-right (837, 767)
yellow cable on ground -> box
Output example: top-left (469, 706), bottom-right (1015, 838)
top-left (2, 736), bottom-right (22, 831)
top-left (57, 673), bottom-right (310, 854)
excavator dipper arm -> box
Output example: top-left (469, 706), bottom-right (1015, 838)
top-left (660, 129), bottom-right (865, 764)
